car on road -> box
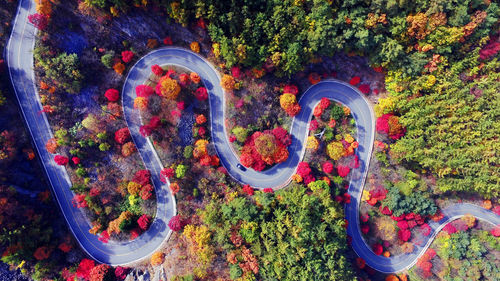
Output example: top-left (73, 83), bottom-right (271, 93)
top-left (236, 163), bottom-right (246, 171)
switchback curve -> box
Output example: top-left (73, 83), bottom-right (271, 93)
top-left (7, 0), bottom-right (499, 271)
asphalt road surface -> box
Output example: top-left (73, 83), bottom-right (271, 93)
top-left (8, 0), bottom-right (500, 271)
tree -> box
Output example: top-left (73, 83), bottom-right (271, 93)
top-left (156, 76), bottom-right (180, 99)
top-left (100, 51), bottom-right (115, 68)
top-left (150, 252), bottom-right (165, 266)
top-left (175, 164), bottom-right (188, 178)
top-left (121, 50), bottom-right (134, 63)
top-left (114, 127), bottom-right (130, 144)
top-left (168, 216), bottom-right (182, 232)
top-left (220, 74), bottom-right (235, 92)
top-left (326, 141), bottom-right (345, 160)
top-left (89, 264), bottom-right (113, 281)
top-left (28, 13), bottom-right (49, 30)
top-left (104, 88), bottom-right (119, 101)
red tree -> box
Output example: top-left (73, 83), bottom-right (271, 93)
top-left (114, 127), bottom-right (131, 144)
top-left (76, 259), bottom-right (95, 280)
top-left (372, 243), bottom-right (383, 255)
top-left (337, 165), bottom-right (350, 177)
top-left (322, 161), bottom-right (334, 173)
top-left (168, 215), bottom-right (182, 231)
top-left (398, 229), bottom-right (411, 242)
top-left (194, 87), bottom-right (208, 101)
top-left (28, 13), bottom-right (49, 30)
top-left (136, 85), bottom-right (154, 98)
top-left (104, 88), bottom-right (119, 102)
top-left (137, 214), bottom-right (151, 231)
top-left (121, 50), bottom-right (134, 63)
top-left (283, 84), bottom-right (298, 95)
top-left (349, 76), bottom-right (361, 85)
top-left (296, 162), bottom-right (312, 178)
top-left (242, 185), bottom-right (254, 196)
top-left (359, 84), bottom-right (370, 94)
top-left (133, 170), bottom-right (151, 186)
top-left (54, 155), bottom-right (69, 165)
top-left (151, 64), bottom-right (163, 76)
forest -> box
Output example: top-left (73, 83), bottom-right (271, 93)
top-left (0, 0), bottom-right (498, 280)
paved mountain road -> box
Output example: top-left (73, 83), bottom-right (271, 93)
top-left (7, 0), bottom-right (499, 271)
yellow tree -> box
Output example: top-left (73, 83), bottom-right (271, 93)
top-left (220, 74), bottom-right (235, 92)
top-left (36, 0), bottom-right (52, 16)
top-left (158, 77), bottom-right (181, 100)
top-left (326, 141), bottom-right (345, 160)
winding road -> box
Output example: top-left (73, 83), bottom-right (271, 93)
top-left (7, 0), bottom-right (500, 272)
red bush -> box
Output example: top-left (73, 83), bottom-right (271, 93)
top-left (343, 193), bottom-right (351, 204)
top-left (361, 224), bottom-right (370, 234)
top-left (443, 223), bottom-right (457, 234)
top-left (104, 88), bottom-right (119, 102)
top-left (358, 84), bottom-right (370, 94)
top-left (162, 168), bottom-right (174, 178)
top-left (149, 116), bottom-right (162, 129)
top-left (319, 97), bottom-right (330, 110)
top-left (98, 230), bottom-right (109, 243)
top-left (177, 101), bottom-right (185, 110)
top-left (322, 161), bottom-right (334, 173)
top-left (283, 84), bottom-right (298, 95)
top-left (76, 259), bottom-right (95, 280)
top-left (309, 119), bottom-right (319, 131)
top-left (89, 264), bottom-right (111, 281)
top-left (168, 215), bottom-right (182, 231)
top-left (133, 170), bottom-right (151, 186)
top-left (136, 85), bottom-right (154, 98)
top-left (231, 66), bottom-right (242, 79)
top-left (54, 155), bottom-right (69, 165)
top-left (479, 35), bottom-right (500, 60)
top-left (140, 184), bottom-right (153, 200)
top-left (151, 64), bottom-right (163, 76)
top-left (491, 225), bottom-right (500, 237)
top-left (194, 87), bottom-right (208, 101)
top-left (72, 156), bottom-right (80, 165)
top-left (398, 229), bottom-right (411, 242)
top-left (121, 50), bottom-right (134, 63)
top-left (271, 127), bottom-right (292, 146)
top-left (297, 162), bottom-right (312, 178)
top-left (115, 267), bottom-right (129, 280)
top-left (349, 76), bottom-right (361, 85)
top-left (420, 223), bottom-right (431, 236)
top-left (360, 213), bottom-right (370, 223)
top-left (372, 243), bottom-right (383, 255)
top-left (263, 188), bottom-right (274, 193)
top-left (137, 214), bottom-right (151, 231)
top-left (242, 184), bottom-right (254, 196)
top-left (179, 73), bottom-right (190, 87)
top-left (337, 165), bottom-right (350, 177)
top-left (114, 127), bottom-right (131, 144)
top-left (163, 37), bottom-right (173, 45)
top-left (28, 13), bottom-right (49, 30)
top-left (380, 205), bottom-right (393, 216)
top-left (397, 220), bottom-right (409, 229)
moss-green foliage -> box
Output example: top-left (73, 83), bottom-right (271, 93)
top-left (201, 183), bottom-right (354, 280)
top-left (382, 185), bottom-right (437, 216)
top-left (389, 49), bottom-right (500, 198)
top-left (432, 230), bottom-right (498, 280)
top-left (34, 46), bottom-right (82, 93)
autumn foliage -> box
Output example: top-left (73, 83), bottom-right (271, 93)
top-left (240, 128), bottom-right (291, 171)
top-left (376, 114), bottom-right (406, 139)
